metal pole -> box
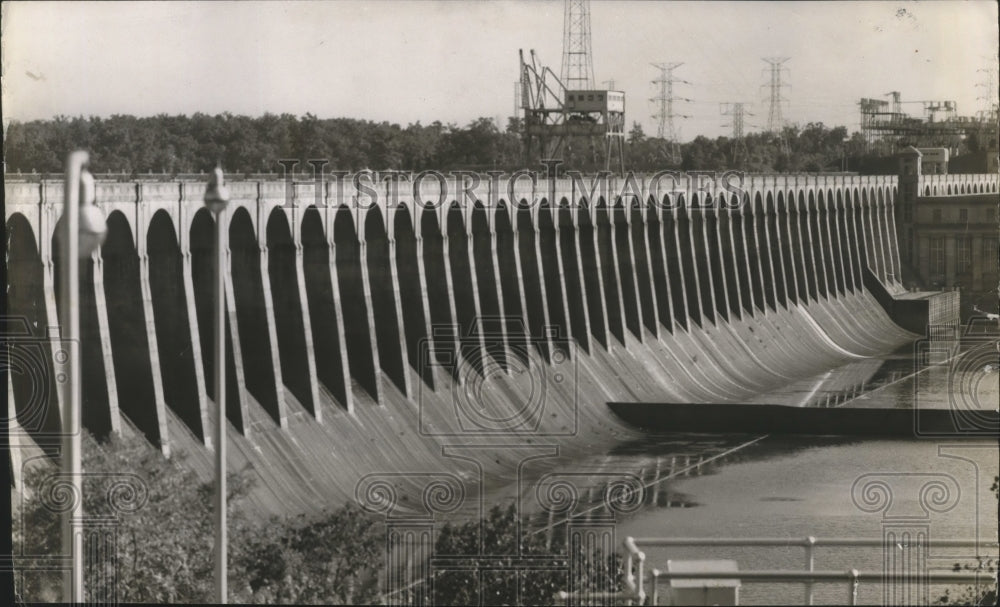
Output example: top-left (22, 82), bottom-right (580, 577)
top-left (805, 536), bottom-right (816, 605)
top-left (213, 206), bottom-right (227, 603)
top-left (61, 151), bottom-right (86, 603)
top-left (848, 569), bottom-right (860, 605)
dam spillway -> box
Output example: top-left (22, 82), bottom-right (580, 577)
top-left (6, 171), bottom-right (989, 515)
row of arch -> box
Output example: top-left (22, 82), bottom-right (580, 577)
top-left (922, 181), bottom-right (998, 197)
top-left (6, 187), bottom-right (899, 452)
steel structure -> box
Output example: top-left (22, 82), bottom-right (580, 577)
top-left (858, 90), bottom-right (998, 154)
top-left (519, 50), bottom-right (625, 172)
top-left (560, 0), bottom-right (595, 89)
top-left (720, 102), bottom-right (752, 168)
top-left (518, 1), bottom-right (624, 171)
top-left (650, 62), bottom-right (690, 164)
top-left (762, 57), bottom-right (790, 133)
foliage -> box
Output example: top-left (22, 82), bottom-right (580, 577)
top-left (4, 112), bottom-right (914, 175)
top-left (934, 475), bottom-right (1000, 606)
top-left (13, 430), bottom-right (253, 603)
top-left (232, 504), bottom-right (383, 604)
top-left (428, 503), bottom-right (623, 606)
top-left (12, 432), bottom-right (620, 605)
top-left (11, 430), bottom-right (387, 604)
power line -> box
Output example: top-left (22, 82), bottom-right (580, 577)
top-left (721, 102), bottom-right (753, 167)
top-left (762, 57), bottom-right (790, 132)
top-left (762, 57), bottom-right (790, 153)
top-left (976, 55), bottom-right (999, 121)
top-left (651, 62), bottom-right (691, 164)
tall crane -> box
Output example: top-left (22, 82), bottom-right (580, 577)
top-left (517, 0), bottom-right (625, 172)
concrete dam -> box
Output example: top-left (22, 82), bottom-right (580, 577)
top-left (6, 171), bottom-right (992, 515)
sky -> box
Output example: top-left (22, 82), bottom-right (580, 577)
top-left (2, 1), bottom-right (997, 140)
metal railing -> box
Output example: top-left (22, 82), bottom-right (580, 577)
top-left (554, 536), bottom-right (998, 605)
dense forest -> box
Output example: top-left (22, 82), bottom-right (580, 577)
top-left (0, 112), bottom-right (982, 175)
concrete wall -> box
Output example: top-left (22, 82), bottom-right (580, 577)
top-left (6, 172), bottom-right (929, 510)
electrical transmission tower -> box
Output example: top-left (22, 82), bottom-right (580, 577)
top-left (976, 56), bottom-right (999, 122)
top-left (762, 57), bottom-right (790, 153)
top-left (561, 0), bottom-right (595, 89)
top-left (651, 62), bottom-right (691, 165)
top-left (721, 102), bottom-right (753, 168)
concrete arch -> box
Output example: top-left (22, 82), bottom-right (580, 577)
top-left (190, 209), bottom-right (244, 431)
top-left (743, 193), bottom-right (767, 313)
top-left (831, 190), bottom-right (851, 294)
top-left (267, 207), bottom-right (317, 413)
top-left (537, 202), bottom-right (570, 343)
top-left (7, 213), bottom-right (62, 452)
top-left (836, 190), bottom-right (857, 293)
top-left (775, 192), bottom-right (798, 305)
top-left (52, 217), bottom-right (118, 440)
top-left (421, 208), bottom-right (459, 375)
top-left (760, 192), bottom-right (782, 310)
top-left (824, 189), bottom-right (844, 296)
top-left (495, 204), bottom-right (529, 361)
top-left (805, 191), bottom-right (828, 299)
top-left (516, 203), bottom-right (551, 357)
top-left (103, 211), bottom-right (163, 446)
top-left (688, 194), bottom-right (717, 324)
top-left (717, 197), bottom-right (743, 319)
top-left (727, 195), bottom-right (754, 316)
top-left (613, 205), bottom-right (643, 337)
top-left (558, 207), bottom-right (590, 350)
top-left (470, 204), bottom-right (507, 356)
top-left (849, 189), bottom-right (869, 281)
top-left (231, 207), bottom-right (283, 422)
top-left (336, 206), bottom-right (380, 400)
top-left (630, 206), bottom-right (659, 332)
top-left (873, 188), bottom-right (888, 282)
top-left (676, 198), bottom-right (704, 327)
top-left (301, 206), bottom-right (351, 409)
top-left (576, 204), bottom-right (609, 348)
top-left (148, 210), bottom-right (204, 439)
top-left (645, 204), bottom-right (675, 332)
top-left (814, 191), bottom-right (835, 298)
top-left (596, 200), bottom-right (626, 342)
top-left (446, 205), bottom-right (484, 369)
top-left (364, 207), bottom-right (408, 394)
top-left (925, 185), bottom-right (931, 196)
top-left (793, 191), bottom-right (816, 301)
top-left (390, 206), bottom-right (432, 388)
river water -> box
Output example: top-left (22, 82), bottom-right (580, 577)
top-left (498, 328), bottom-right (1000, 605)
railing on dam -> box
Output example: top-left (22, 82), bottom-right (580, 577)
top-left (4, 170), bottom-right (918, 462)
top-left (553, 536), bottom-right (998, 605)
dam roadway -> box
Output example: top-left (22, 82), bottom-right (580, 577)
top-left (6, 171), bottom-right (997, 516)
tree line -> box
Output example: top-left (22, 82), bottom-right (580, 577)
top-left (1, 112), bottom-right (958, 176)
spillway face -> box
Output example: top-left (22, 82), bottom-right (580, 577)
top-left (7, 172), bottom-right (992, 513)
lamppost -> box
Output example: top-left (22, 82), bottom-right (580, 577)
top-left (203, 166), bottom-right (230, 603)
top-left (56, 150), bottom-right (107, 602)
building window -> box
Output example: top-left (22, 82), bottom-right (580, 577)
top-left (957, 237), bottom-right (972, 271)
top-left (932, 209), bottom-right (942, 223)
top-left (930, 237), bottom-right (945, 274)
top-left (587, 94), bottom-right (594, 101)
top-left (598, 94), bottom-right (604, 101)
top-left (985, 239), bottom-right (999, 273)
top-left (959, 208), bottom-right (968, 222)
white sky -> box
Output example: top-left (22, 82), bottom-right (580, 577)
top-left (2, 1), bottom-right (997, 140)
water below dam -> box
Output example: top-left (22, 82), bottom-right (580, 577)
top-left (471, 335), bottom-right (999, 605)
